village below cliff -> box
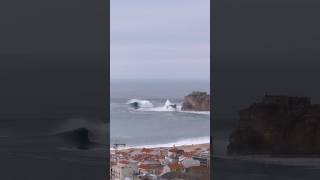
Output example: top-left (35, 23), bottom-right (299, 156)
top-left (110, 91), bottom-right (211, 180)
top-left (110, 144), bottom-right (210, 180)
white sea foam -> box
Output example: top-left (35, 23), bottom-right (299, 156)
top-left (126, 99), bottom-right (154, 108)
top-left (138, 100), bottom-right (179, 112)
top-left (181, 110), bottom-right (210, 115)
top-left (111, 136), bottom-right (210, 150)
top-left (130, 99), bottom-right (210, 115)
top-left (140, 107), bottom-right (210, 115)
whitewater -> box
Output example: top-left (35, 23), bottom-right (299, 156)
top-left (126, 98), bottom-right (210, 115)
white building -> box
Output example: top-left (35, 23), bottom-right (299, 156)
top-left (138, 160), bottom-right (163, 175)
top-left (181, 158), bottom-right (200, 169)
top-left (110, 160), bottom-right (139, 180)
top-left (192, 151), bottom-right (210, 167)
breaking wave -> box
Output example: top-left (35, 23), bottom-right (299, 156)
top-left (126, 99), bottom-right (210, 115)
top-left (139, 100), bottom-right (180, 112)
top-left (52, 118), bottom-right (108, 145)
top-left (126, 99), bottom-right (154, 108)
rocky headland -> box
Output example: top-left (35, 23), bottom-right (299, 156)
top-left (228, 94), bottom-right (320, 155)
top-left (182, 91), bottom-right (210, 111)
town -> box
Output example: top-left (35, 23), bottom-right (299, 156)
top-left (110, 144), bottom-right (210, 180)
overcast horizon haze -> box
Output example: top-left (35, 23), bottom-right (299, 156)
top-left (111, 0), bottom-right (210, 81)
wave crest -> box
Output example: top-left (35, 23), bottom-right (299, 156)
top-left (126, 99), bottom-right (154, 109)
top-left (126, 99), bottom-right (210, 115)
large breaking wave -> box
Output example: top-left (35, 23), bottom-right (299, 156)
top-left (126, 99), bottom-right (210, 115)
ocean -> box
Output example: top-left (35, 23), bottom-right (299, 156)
top-left (0, 57), bottom-right (108, 179)
top-left (110, 80), bottom-right (210, 148)
top-left (0, 115), bottom-right (108, 179)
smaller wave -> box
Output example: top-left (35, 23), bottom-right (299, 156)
top-left (138, 102), bottom-right (180, 112)
top-left (140, 106), bottom-right (210, 115)
top-left (126, 99), bottom-right (154, 109)
top-left (52, 118), bottom-right (108, 145)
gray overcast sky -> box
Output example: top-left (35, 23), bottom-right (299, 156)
top-left (111, 0), bottom-right (210, 81)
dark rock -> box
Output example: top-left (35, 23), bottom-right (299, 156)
top-left (228, 127), bottom-right (265, 155)
top-left (170, 104), bottom-right (177, 109)
top-left (164, 100), bottom-right (177, 111)
top-left (228, 94), bottom-right (320, 155)
top-left (128, 102), bottom-right (139, 109)
top-left (181, 92), bottom-right (210, 111)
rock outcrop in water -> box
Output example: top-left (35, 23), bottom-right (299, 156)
top-left (182, 92), bottom-right (210, 111)
top-left (164, 100), bottom-right (177, 111)
top-left (228, 94), bottom-right (320, 155)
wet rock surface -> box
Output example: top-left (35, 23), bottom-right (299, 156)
top-left (182, 92), bottom-right (210, 111)
top-left (228, 95), bottom-right (320, 155)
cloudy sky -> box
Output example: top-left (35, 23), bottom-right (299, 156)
top-left (111, 0), bottom-right (210, 81)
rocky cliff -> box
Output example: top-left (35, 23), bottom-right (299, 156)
top-left (228, 95), bottom-right (320, 155)
top-left (181, 92), bottom-right (210, 111)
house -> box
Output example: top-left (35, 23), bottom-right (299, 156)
top-left (181, 158), bottom-right (200, 169)
top-left (138, 160), bottom-right (163, 176)
top-left (128, 149), bottom-right (141, 157)
top-left (137, 173), bottom-right (157, 180)
top-left (168, 147), bottom-right (184, 158)
top-left (167, 162), bottom-right (184, 172)
top-left (141, 148), bottom-right (153, 154)
top-left (161, 162), bottom-right (184, 175)
top-left (160, 158), bottom-right (200, 176)
top-left (192, 151), bottom-right (210, 167)
top-left (110, 160), bottom-right (139, 180)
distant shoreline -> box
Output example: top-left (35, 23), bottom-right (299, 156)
top-left (110, 136), bottom-right (210, 150)
top-left (111, 143), bottom-right (210, 153)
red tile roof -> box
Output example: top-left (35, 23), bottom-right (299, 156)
top-left (168, 162), bottom-right (184, 171)
top-left (138, 164), bottom-right (161, 170)
top-left (141, 148), bottom-right (154, 153)
top-left (119, 160), bottom-right (129, 165)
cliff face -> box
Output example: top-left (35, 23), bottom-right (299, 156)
top-left (228, 95), bottom-right (320, 155)
top-left (181, 92), bottom-right (210, 111)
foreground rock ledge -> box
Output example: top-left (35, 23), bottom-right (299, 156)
top-left (228, 94), bottom-right (320, 155)
top-left (182, 91), bottom-right (210, 111)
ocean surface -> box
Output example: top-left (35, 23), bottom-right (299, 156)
top-left (0, 116), bottom-right (108, 179)
top-left (110, 80), bottom-right (210, 148)
top-left (214, 115), bottom-right (320, 180)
